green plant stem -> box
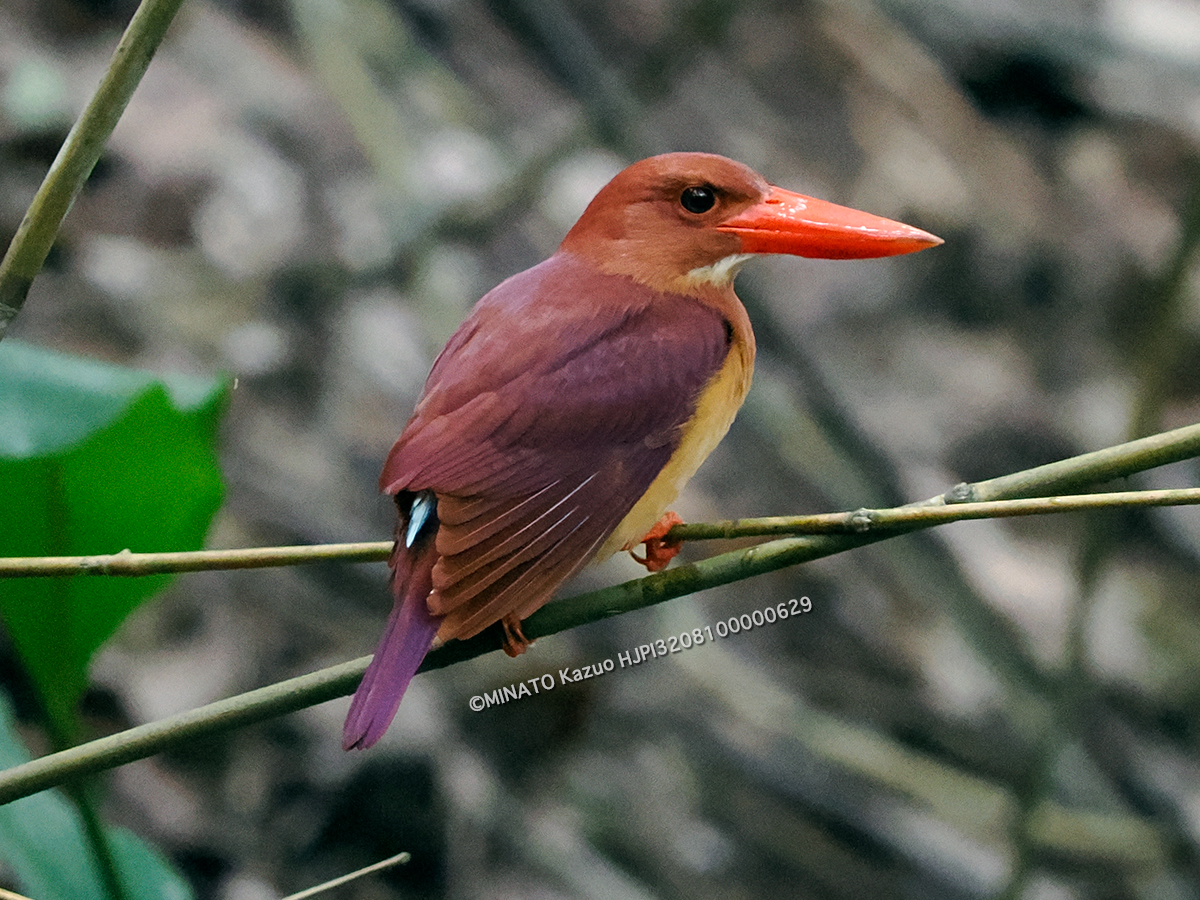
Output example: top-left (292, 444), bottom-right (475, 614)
top-left (0, 0), bottom-right (186, 340)
top-left (2, 486), bottom-right (1199, 578)
top-left (0, 658), bottom-right (368, 805)
top-left (280, 851), bottom-right (411, 900)
top-left (6, 540), bottom-right (873, 803)
top-left (0, 421), bottom-right (1198, 804)
top-left (673, 486), bottom-right (1200, 539)
top-left (3, 417), bottom-right (1198, 579)
top-left (0, 527), bottom-right (1127, 803)
top-left (0, 541), bottom-right (392, 578)
top-left (67, 782), bottom-right (129, 900)
top-left (950, 420), bottom-right (1200, 502)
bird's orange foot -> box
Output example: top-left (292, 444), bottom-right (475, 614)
top-left (630, 511), bottom-right (684, 572)
top-left (501, 615), bottom-right (533, 658)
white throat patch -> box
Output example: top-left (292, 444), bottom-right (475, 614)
top-left (684, 253), bottom-right (756, 288)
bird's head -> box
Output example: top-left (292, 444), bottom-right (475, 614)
top-left (559, 152), bottom-right (941, 296)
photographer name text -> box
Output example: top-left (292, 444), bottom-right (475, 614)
top-left (468, 596), bottom-right (812, 711)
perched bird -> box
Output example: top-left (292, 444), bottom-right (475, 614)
top-left (344, 152), bottom-right (940, 749)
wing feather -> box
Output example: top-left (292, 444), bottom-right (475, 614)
top-left (382, 252), bottom-right (732, 641)
top-left (434, 480), bottom-right (562, 552)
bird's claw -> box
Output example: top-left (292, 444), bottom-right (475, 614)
top-left (501, 615), bottom-right (532, 657)
top-left (631, 511), bottom-right (684, 572)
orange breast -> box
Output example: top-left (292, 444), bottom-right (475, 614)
top-left (597, 322), bottom-right (754, 559)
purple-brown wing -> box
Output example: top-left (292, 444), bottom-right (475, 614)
top-left (382, 252), bottom-right (731, 640)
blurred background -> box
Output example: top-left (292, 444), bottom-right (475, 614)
top-left (3, 0), bottom-right (1200, 897)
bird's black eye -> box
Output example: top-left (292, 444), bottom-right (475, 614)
top-left (680, 185), bottom-right (717, 214)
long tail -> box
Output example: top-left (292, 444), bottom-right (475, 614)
top-left (343, 491), bottom-right (442, 750)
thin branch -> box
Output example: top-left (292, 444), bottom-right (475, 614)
top-left (0, 423), bottom-right (1198, 804)
top-left (0, 542), bottom-right (391, 578)
top-left (0, 0), bottom-right (186, 340)
top-left (2, 487), bottom-right (1199, 578)
top-left (948, 420), bottom-right (1200, 502)
top-left (280, 851), bottom-right (411, 900)
top-left (0, 658), bottom-right (369, 805)
top-left (672, 487), bottom-right (1200, 540)
top-left (68, 781), bottom-right (130, 900)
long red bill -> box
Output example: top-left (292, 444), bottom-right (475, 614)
top-left (717, 186), bottom-right (942, 260)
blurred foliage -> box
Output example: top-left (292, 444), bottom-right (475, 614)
top-left (0, 696), bottom-right (193, 900)
top-left (0, 340), bottom-right (227, 743)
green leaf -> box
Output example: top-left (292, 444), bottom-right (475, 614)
top-left (0, 695), bottom-right (193, 900)
top-left (0, 340), bottom-right (228, 740)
